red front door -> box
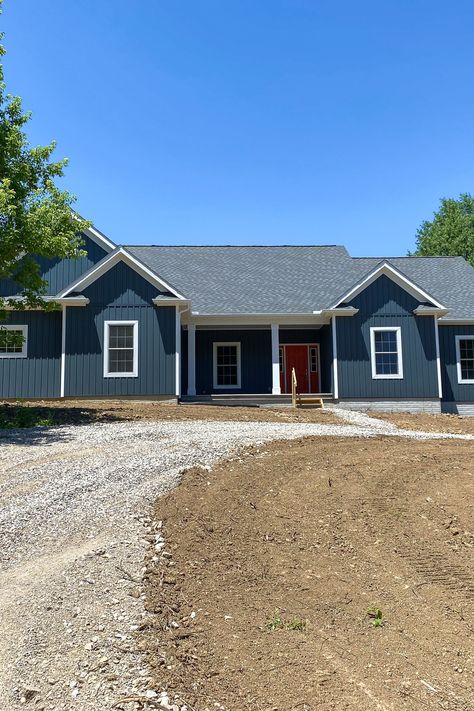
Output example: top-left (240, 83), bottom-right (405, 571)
top-left (280, 344), bottom-right (320, 394)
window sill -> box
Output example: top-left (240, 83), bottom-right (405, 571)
top-left (104, 372), bottom-right (138, 378)
top-left (372, 374), bottom-right (403, 380)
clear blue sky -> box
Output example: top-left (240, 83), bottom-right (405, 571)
top-left (3, 1), bottom-right (474, 254)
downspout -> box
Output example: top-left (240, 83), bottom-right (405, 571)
top-left (331, 315), bottom-right (339, 400)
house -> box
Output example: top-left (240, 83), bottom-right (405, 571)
top-left (1, 225), bottom-right (474, 414)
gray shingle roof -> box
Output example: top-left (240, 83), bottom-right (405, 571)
top-left (125, 245), bottom-right (474, 320)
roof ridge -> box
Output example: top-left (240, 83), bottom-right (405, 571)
top-left (352, 255), bottom-right (462, 260)
top-left (126, 244), bottom-right (343, 248)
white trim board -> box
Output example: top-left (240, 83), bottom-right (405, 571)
top-left (330, 262), bottom-right (447, 310)
top-left (103, 320), bottom-right (139, 378)
top-left (0, 324), bottom-right (28, 359)
top-left (370, 326), bottom-right (404, 380)
top-left (57, 247), bottom-right (187, 301)
top-left (455, 335), bottom-right (474, 385)
top-left (82, 225), bottom-right (116, 253)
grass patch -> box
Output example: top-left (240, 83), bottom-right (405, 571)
top-left (265, 610), bottom-right (306, 632)
top-left (0, 404), bottom-right (57, 429)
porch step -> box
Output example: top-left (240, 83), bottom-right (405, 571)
top-left (296, 396), bottom-right (324, 409)
top-left (181, 393), bottom-right (333, 408)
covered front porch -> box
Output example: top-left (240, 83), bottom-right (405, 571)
top-left (179, 317), bottom-right (336, 400)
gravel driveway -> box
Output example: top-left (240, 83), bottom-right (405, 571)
top-left (1, 414), bottom-right (472, 710)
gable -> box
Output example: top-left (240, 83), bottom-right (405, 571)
top-left (82, 261), bottom-right (172, 307)
top-left (344, 274), bottom-right (426, 315)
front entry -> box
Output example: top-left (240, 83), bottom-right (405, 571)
top-left (280, 344), bottom-right (320, 394)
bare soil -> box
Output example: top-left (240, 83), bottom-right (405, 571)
top-left (0, 399), bottom-right (341, 426)
top-left (141, 436), bottom-right (474, 711)
top-left (369, 411), bottom-right (474, 435)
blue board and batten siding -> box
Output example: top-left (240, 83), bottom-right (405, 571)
top-left (336, 275), bottom-right (439, 399)
top-left (0, 311), bottom-right (61, 398)
top-left (0, 234), bottom-right (108, 297)
top-left (438, 325), bottom-right (474, 409)
top-left (65, 261), bottom-right (176, 397)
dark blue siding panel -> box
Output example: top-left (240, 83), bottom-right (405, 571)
top-left (338, 275), bottom-right (438, 398)
top-left (64, 262), bottom-right (176, 397)
top-left (0, 311), bottom-right (61, 397)
top-left (319, 324), bottom-right (333, 393)
top-left (0, 233), bottom-right (108, 297)
top-left (439, 325), bottom-right (474, 402)
top-left (196, 329), bottom-right (272, 394)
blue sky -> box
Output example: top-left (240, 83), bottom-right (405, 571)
top-left (2, 1), bottom-right (474, 254)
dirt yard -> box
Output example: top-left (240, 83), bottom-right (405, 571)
top-left (0, 399), bottom-right (341, 426)
top-left (142, 436), bottom-right (474, 711)
top-left (368, 411), bottom-right (474, 435)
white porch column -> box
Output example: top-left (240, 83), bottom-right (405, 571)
top-left (187, 324), bottom-right (196, 396)
top-left (271, 323), bottom-right (281, 395)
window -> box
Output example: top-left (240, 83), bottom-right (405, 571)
top-left (370, 327), bottom-right (403, 379)
top-left (456, 336), bottom-right (474, 384)
top-left (310, 347), bottom-right (318, 373)
top-left (213, 342), bottom-right (241, 389)
top-left (104, 321), bottom-right (138, 377)
top-left (0, 325), bottom-right (28, 358)
top-left (279, 346), bottom-right (284, 373)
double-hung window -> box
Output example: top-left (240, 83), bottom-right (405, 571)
top-left (456, 336), bottom-right (474, 384)
top-left (104, 321), bottom-right (138, 377)
top-left (0, 325), bottom-right (28, 358)
top-left (213, 342), bottom-right (241, 389)
top-left (370, 327), bottom-right (403, 379)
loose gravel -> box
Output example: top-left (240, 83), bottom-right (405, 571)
top-left (0, 412), bottom-right (473, 711)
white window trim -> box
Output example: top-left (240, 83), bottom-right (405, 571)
top-left (455, 335), bottom-right (474, 384)
top-left (213, 341), bottom-right (241, 390)
top-left (370, 326), bottom-right (403, 380)
top-left (103, 320), bottom-right (138, 378)
top-left (0, 325), bottom-right (28, 358)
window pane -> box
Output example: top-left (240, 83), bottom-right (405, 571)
top-left (374, 330), bottom-right (397, 353)
top-left (109, 349), bottom-right (134, 373)
top-left (109, 325), bottom-right (134, 349)
top-left (216, 345), bottom-right (238, 386)
top-left (459, 339), bottom-right (474, 380)
top-left (0, 328), bottom-right (24, 354)
top-left (373, 330), bottom-right (399, 375)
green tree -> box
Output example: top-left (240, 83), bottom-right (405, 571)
top-left (412, 193), bottom-right (474, 266)
top-left (0, 0), bottom-right (89, 309)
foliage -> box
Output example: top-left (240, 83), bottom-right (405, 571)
top-left (0, 403), bottom-right (55, 428)
top-left (0, 0), bottom-right (89, 310)
top-left (367, 607), bottom-right (384, 627)
top-left (411, 193), bottom-right (474, 267)
top-left (265, 610), bottom-right (306, 632)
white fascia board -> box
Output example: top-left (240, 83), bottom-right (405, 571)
top-left (330, 262), bottom-right (447, 310)
top-left (413, 306), bottom-right (449, 316)
top-left (57, 247), bottom-right (187, 300)
top-left (321, 307), bottom-right (359, 317)
top-left (153, 297), bottom-right (191, 306)
top-left (439, 319), bottom-right (474, 325)
top-left (186, 312), bottom-right (332, 327)
top-left (82, 225), bottom-right (116, 252)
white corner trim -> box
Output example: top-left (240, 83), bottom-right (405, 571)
top-left (433, 316), bottom-right (442, 398)
top-left (213, 341), bottom-right (241, 390)
top-left (103, 320), bottom-right (138, 378)
top-left (60, 306), bottom-right (66, 397)
top-left (331, 262), bottom-right (447, 310)
top-left (331, 316), bottom-right (339, 399)
top-left (455, 334), bottom-right (474, 384)
top-left (175, 306), bottom-right (182, 398)
top-left (370, 326), bottom-right (404, 380)
top-left (57, 247), bottom-right (187, 301)
top-left (0, 324), bottom-right (28, 358)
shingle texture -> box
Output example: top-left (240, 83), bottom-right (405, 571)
top-left (126, 245), bottom-right (474, 319)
